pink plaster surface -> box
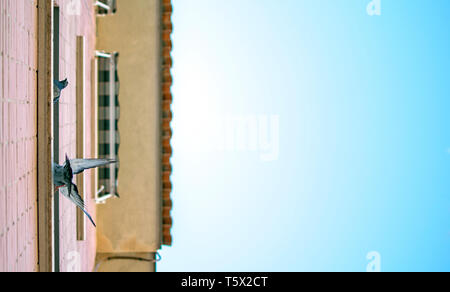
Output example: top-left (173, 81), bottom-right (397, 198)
top-left (0, 0), bottom-right (39, 272)
top-left (54, 0), bottom-right (97, 272)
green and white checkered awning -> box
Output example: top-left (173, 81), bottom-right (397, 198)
top-left (98, 53), bottom-right (120, 198)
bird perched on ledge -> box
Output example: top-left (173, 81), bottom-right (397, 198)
top-left (52, 155), bottom-right (117, 227)
top-left (53, 78), bottom-right (68, 103)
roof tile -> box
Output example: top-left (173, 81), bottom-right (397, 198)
top-left (160, 0), bottom-right (173, 247)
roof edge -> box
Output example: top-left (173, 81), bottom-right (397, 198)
top-left (160, 0), bottom-right (173, 247)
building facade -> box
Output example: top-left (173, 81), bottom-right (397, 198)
top-left (0, 0), bottom-right (39, 272)
top-left (0, 0), bottom-right (173, 272)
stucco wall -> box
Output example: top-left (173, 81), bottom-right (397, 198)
top-left (0, 0), bottom-right (39, 272)
top-left (96, 0), bottom-right (162, 253)
top-left (96, 252), bottom-right (157, 272)
top-left (54, 0), bottom-right (97, 272)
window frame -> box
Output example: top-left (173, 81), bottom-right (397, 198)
top-left (52, 4), bottom-right (61, 273)
top-left (37, 0), bottom-right (55, 272)
top-left (76, 36), bottom-right (86, 241)
top-left (94, 51), bottom-right (118, 204)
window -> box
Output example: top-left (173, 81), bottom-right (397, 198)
top-left (95, 51), bottom-right (120, 203)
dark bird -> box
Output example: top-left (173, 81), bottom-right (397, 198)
top-left (53, 78), bottom-right (68, 103)
top-left (52, 155), bottom-right (117, 227)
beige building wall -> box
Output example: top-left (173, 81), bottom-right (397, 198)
top-left (95, 0), bottom-right (162, 253)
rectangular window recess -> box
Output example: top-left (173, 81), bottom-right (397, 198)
top-left (37, 0), bottom-right (55, 272)
top-left (76, 36), bottom-right (86, 241)
top-left (52, 5), bottom-right (61, 273)
top-left (95, 51), bottom-right (120, 204)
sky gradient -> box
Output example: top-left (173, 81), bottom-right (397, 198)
top-left (158, 0), bottom-right (450, 272)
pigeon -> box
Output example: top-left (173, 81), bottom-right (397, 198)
top-left (52, 155), bottom-right (117, 227)
top-left (59, 184), bottom-right (97, 227)
top-left (53, 78), bottom-right (68, 103)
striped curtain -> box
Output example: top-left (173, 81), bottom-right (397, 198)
top-left (98, 53), bottom-right (120, 198)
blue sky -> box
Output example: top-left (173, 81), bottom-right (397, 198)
top-left (158, 0), bottom-right (450, 272)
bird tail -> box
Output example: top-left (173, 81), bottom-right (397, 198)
top-left (80, 208), bottom-right (96, 227)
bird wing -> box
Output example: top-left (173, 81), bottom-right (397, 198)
top-left (59, 185), bottom-right (96, 227)
top-left (69, 158), bottom-right (117, 175)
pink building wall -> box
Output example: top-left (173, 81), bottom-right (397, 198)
top-left (54, 0), bottom-right (97, 272)
top-left (0, 0), bottom-right (39, 272)
top-left (1, 0), bottom-right (97, 272)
